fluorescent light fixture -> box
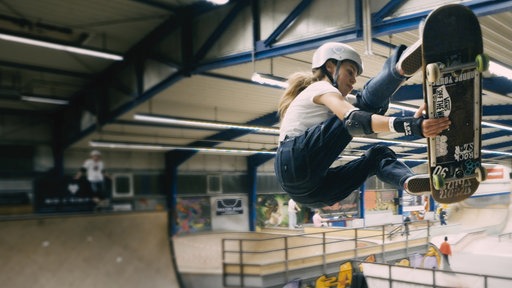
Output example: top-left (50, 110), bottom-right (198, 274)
top-left (90, 140), bottom-right (276, 155)
top-left (388, 103), bottom-right (418, 113)
top-left (353, 136), bottom-right (426, 148)
top-left (481, 149), bottom-right (512, 157)
top-left (489, 61), bottom-right (512, 79)
top-left (133, 113), bottom-right (511, 157)
top-left (390, 102), bottom-right (512, 132)
top-left (482, 121), bottom-right (512, 132)
top-left (21, 95), bottom-right (69, 105)
top-left (134, 113), bottom-right (280, 134)
top-left (251, 72), bottom-right (288, 89)
top-left (206, 0), bottom-right (229, 4)
top-left (0, 32), bottom-right (123, 61)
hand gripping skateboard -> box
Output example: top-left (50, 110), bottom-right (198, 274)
top-left (422, 4), bottom-right (488, 203)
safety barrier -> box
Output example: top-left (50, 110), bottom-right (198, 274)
top-left (222, 221), bottom-right (433, 287)
top-left (362, 261), bottom-right (512, 287)
top-left (498, 232), bottom-right (512, 242)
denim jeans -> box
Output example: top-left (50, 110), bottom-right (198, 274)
top-left (275, 45), bottom-right (415, 208)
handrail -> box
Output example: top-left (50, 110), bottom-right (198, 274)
top-left (222, 221), bottom-right (433, 287)
top-left (361, 261), bottom-right (512, 288)
top-left (498, 231), bottom-right (512, 242)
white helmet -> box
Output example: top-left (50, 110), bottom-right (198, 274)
top-left (90, 150), bottom-right (101, 156)
top-left (311, 42), bottom-right (363, 75)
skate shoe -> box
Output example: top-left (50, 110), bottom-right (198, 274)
top-left (396, 39), bottom-right (422, 77)
top-left (404, 174), bottom-right (431, 195)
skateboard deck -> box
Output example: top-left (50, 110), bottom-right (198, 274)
top-left (422, 4), bottom-right (488, 203)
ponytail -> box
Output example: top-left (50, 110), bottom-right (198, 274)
top-left (278, 69), bottom-right (326, 120)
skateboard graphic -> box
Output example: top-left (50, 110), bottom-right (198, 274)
top-left (422, 4), bottom-right (488, 203)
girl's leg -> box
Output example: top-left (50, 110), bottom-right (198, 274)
top-left (354, 45), bottom-right (408, 115)
top-left (275, 116), bottom-right (353, 197)
top-left (313, 145), bottom-right (415, 206)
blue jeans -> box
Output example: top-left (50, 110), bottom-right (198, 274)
top-left (275, 45), bottom-right (415, 208)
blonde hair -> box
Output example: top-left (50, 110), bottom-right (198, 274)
top-left (278, 68), bottom-right (328, 121)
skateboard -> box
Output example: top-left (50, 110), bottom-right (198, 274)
top-left (422, 4), bottom-right (488, 203)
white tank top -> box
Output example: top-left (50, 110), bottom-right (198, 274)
top-left (279, 81), bottom-right (341, 142)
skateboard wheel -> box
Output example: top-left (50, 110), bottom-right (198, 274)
top-left (426, 63), bottom-right (441, 83)
top-left (432, 174), bottom-right (445, 190)
top-left (476, 166), bottom-right (487, 182)
top-left (476, 54), bottom-right (489, 72)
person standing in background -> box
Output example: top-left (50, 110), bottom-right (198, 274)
top-left (439, 236), bottom-right (452, 270)
top-left (402, 215), bottom-right (411, 236)
top-left (288, 198), bottom-right (301, 229)
top-left (439, 208), bottom-right (448, 225)
top-left (82, 150), bottom-right (105, 203)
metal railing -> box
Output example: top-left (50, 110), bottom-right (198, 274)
top-left (498, 232), bottom-right (512, 242)
top-left (222, 221), bottom-right (433, 287)
top-left (361, 261), bottom-right (512, 288)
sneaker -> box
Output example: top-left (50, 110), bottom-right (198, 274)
top-left (404, 174), bottom-right (431, 195)
top-left (396, 39), bottom-right (422, 77)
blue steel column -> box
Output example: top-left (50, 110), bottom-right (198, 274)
top-left (247, 154), bottom-right (275, 231)
top-left (52, 115), bottom-right (64, 176)
top-left (247, 160), bottom-right (258, 231)
top-left (398, 189), bottom-right (404, 215)
top-left (359, 183), bottom-right (365, 219)
top-left (165, 150), bottom-right (197, 236)
top-left (429, 195), bottom-right (436, 212)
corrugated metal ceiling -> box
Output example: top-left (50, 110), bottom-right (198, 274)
top-left (0, 0), bottom-right (511, 166)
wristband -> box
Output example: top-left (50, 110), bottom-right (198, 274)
top-left (388, 117), bottom-right (397, 133)
top-left (393, 117), bottom-right (424, 137)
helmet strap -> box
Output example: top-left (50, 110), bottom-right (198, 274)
top-left (322, 60), bottom-right (342, 88)
top-left (331, 60), bottom-right (342, 88)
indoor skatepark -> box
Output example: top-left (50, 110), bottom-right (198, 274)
top-left (1, 0), bottom-right (512, 288)
top-left (2, 184), bottom-right (512, 287)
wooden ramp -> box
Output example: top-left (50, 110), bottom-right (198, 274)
top-left (0, 211), bottom-right (178, 288)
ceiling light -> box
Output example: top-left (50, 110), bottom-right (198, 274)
top-left (133, 113), bottom-right (511, 157)
top-left (134, 113), bottom-right (280, 134)
top-left (388, 103), bottom-right (418, 113)
top-left (482, 121), bottom-right (512, 132)
top-left (353, 137), bottom-right (426, 148)
top-left (481, 149), bottom-right (512, 157)
top-left (390, 102), bottom-right (512, 132)
top-left (206, 0), bottom-right (229, 5)
top-left (21, 95), bottom-right (69, 105)
top-left (251, 72), bottom-right (288, 89)
top-left (489, 61), bottom-right (512, 79)
top-left (90, 140), bottom-right (275, 155)
top-left (0, 32), bottom-right (123, 61)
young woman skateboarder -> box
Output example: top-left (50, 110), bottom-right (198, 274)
top-left (275, 41), bottom-right (450, 209)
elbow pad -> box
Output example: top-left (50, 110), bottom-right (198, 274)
top-left (393, 117), bottom-right (424, 137)
top-left (344, 109), bottom-right (374, 136)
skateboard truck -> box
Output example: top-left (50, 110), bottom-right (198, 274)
top-left (426, 54), bottom-right (489, 83)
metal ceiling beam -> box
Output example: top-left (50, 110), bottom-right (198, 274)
top-left (194, 0), bottom-right (250, 62)
top-left (129, 0), bottom-right (180, 12)
top-left (62, 0), bottom-right (512, 159)
top-left (372, 0), bottom-right (406, 23)
top-left (196, 26), bottom-right (360, 72)
top-left (372, 0), bottom-right (512, 36)
top-left (261, 0), bottom-right (313, 48)
top-left (0, 59), bottom-right (92, 78)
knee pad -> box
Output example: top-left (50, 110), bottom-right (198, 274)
top-left (344, 109), bottom-right (374, 136)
